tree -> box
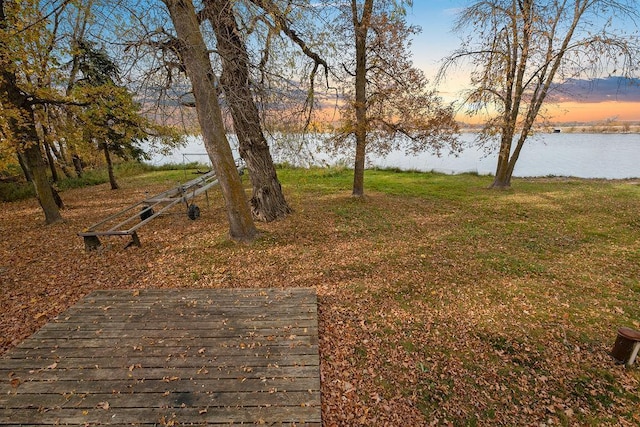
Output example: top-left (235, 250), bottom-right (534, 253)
top-left (161, 0), bottom-right (258, 242)
top-left (441, 0), bottom-right (640, 189)
top-left (130, 0), bottom-right (329, 222)
top-left (71, 39), bottom-right (168, 190)
top-left (75, 39), bottom-right (124, 190)
top-left (332, 0), bottom-right (458, 197)
top-left (74, 84), bottom-right (157, 190)
top-left (0, 0), bottom-right (65, 224)
top-left (201, 0), bottom-right (291, 222)
top-left (199, 0), bottom-right (331, 221)
top-left (62, 1), bottom-right (96, 178)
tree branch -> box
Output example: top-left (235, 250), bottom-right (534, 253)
top-left (248, 0), bottom-right (329, 85)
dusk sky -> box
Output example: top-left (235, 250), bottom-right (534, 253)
top-left (403, 1), bottom-right (640, 123)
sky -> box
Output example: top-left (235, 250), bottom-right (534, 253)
top-left (402, 1), bottom-right (640, 123)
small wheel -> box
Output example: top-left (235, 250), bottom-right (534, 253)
top-left (140, 206), bottom-right (154, 221)
top-left (188, 204), bottom-right (200, 220)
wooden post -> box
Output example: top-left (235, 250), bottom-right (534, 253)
top-left (628, 341), bottom-right (640, 368)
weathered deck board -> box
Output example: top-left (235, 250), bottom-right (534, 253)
top-left (0, 288), bottom-right (321, 426)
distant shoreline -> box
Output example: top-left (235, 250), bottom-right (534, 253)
top-left (459, 123), bottom-right (640, 134)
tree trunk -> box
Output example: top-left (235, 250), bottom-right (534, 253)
top-left (52, 186), bottom-right (64, 209)
top-left (491, 127), bottom-right (515, 189)
top-left (351, 0), bottom-right (373, 198)
top-left (72, 153), bottom-right (83, 177)
top-left (43, 139), bottom-right (59, 183)
top-left (51, 141), bottom-right (74, 179)
top-left (491, 167), bottom-right (512, 189)
top-left (102, 142), bottom-right (119, 190)
top-left (492, 122), bottom-right (532, 189)
top-left (23, 142), bottom-right (64, 223)
top-left (44, 109), bottom-right (74, 179)
top-left (352, 135), bottom-right (366, 197)
top-left (205, 0), bottom-right (291, 222)
top-left (163, 0), bottom-right (257, 242)
top-left (17, 151), bottom-right (33, 182)
top-left (491, 141), bottom-right (512, 188)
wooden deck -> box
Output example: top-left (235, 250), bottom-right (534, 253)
top-left (0, 288), bottom-right (321, 426)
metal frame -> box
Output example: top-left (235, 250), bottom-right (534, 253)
top-left (79, 163), bottom-right (243, 250)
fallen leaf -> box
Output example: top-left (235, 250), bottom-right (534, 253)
top-left (3, 169), bottom-right (640, 427)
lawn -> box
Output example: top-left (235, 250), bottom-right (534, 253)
top-left (1, 167), bottom-right (639, 425)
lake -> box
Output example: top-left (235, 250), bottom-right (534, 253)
top-left (146, 133), bottom-right (640, 179)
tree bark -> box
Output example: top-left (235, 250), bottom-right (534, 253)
top-left (17, 151), bottom-right (33, 182)
top-left (51, 141), bottom-right (74, 179)
top-left (22, 141), bottom-right (64, 222)
top-left (72, 153), bottom-right (83, 177)
top-left (43, 139), bottom-right (59, 183)
top-left (44, 107), bottom-right (74, 179)
top-left (491, 132), bottom-right (514, 188)
top-left (204, 0), bottom-right (291, 222)
top-left (102, 142), bottom-right (119, 190)
top-left (351, 0), bottom-right (373, 197)
top-left (163, 0), bottom-right (257, 242)
top-left (352, 132), bottom-right (366, 197)
top-left (52, 186), bottom-right (64, 209)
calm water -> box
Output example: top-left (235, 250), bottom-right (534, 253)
top-left (147, 133), bottom-right (640, 179)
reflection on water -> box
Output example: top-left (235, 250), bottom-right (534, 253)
top-left (146, 133), bottom-right (640, 179)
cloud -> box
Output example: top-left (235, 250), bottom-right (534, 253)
top-left (549, 77), bottom-right (640, 103)
top-left (442, 7), bottom-right (464, 16)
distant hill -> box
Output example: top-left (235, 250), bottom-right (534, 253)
top-left (549, 76), bottom-right (640, 102)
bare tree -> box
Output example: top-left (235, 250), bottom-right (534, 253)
top-left (162, 0), bottom-right (258, 242)
top-left (246, 0), bottom-right (331, 127)
top-left (441, 0), bottom-right (640, 189)
top-left (123, 0), bottom-right (330, 223)
top-left (201, 0), bottom-right (292, 222)
top-left (202, 0), bottom-right (336, 220)
top-left (333, 0), bottom-right (459, 197)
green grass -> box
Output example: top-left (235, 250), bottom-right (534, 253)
top-left (0, 180), bottom-right (36, 201)
top-left (4, 158), bottom-right (640, 427)
top-left (5, 163), bottom-right (640, 424)
top-left (0, 161), bottom-right (210, 202)
top-left (277, 167), bottom-right (497, 200)
top-left (267, 168), bottom-right (639, 424)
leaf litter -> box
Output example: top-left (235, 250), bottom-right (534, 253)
top-left (1, 174), bottom-right (639, 425)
